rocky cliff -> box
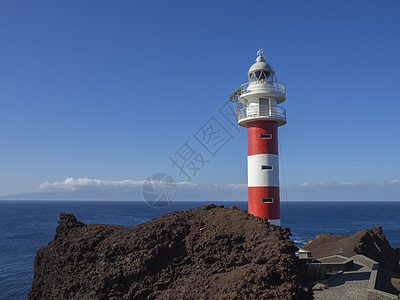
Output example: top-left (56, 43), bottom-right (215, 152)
top-left (29, 204), bottom-right (313, 300)
top-left (303, 226), bottom-right (400, 273)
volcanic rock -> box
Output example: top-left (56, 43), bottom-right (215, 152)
top-left (303, 226), bottom-right (400, 273)
top-left (29, 205), bottom-right (313, 300)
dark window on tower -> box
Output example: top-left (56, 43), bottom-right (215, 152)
top-left (261, 134), bottom-right (272, 139)
top-left (261, 165), bottom-right (273, 170)
top-left (262, 198), bottom-right (274, 203)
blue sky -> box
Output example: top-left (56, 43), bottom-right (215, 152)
top-left (1, 1), bottom-right (400, 200)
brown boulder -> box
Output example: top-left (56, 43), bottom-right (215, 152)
top-left (29, 204), bottom-right (313, 300)
top-left (304, 226), bottom-right (400, 273)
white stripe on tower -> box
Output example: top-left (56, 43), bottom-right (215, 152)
top-left (247, 154), bottom-right (279, 187)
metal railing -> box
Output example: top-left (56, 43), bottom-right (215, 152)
top-left (242, 81), bottom-right (285, 95)
top-left (229, 81), bottom-right (286, 103)
top-left (238, 105), bottom-right (286, 121)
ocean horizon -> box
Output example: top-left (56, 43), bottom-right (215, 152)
top-left (1, 200), bottom-right (399, 299)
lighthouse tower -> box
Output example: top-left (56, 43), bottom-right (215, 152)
top-left (229, 50), bottom-right (286, 225)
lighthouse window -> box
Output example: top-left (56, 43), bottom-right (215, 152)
top-left (262, 198), bottom-right (274, 203)
top-left (261, 165), bottom-right (273, 170)
top-left (260, 134), bottom-right (272, 139)
top-left (260, 71), bottom-right (269, 80)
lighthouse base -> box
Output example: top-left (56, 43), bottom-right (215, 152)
top-left (268, 219), bottom-right (281, 226)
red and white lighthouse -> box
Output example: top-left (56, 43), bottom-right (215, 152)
top-left (229, 50), bottom-right (286, 225)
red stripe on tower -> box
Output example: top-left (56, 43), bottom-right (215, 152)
top-left (247, 121), bottom-right (278, 156)
top-left (248, 186), bottom-right (280, 219)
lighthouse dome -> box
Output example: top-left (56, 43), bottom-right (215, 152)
top-left (248, 52), bottom-right (275, 81)
top-left (248, 58), bottom-right (274, 73)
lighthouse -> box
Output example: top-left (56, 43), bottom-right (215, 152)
top-left (229, 50), bottom-right (286, 225)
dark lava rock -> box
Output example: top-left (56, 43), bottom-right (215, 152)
top-left (29, 204), bottom-right (313, 300)
top-left (304, 226), bottom-right (400, 273)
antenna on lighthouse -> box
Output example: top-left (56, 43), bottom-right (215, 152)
top-left (256, 48), bottom-right (265, 61)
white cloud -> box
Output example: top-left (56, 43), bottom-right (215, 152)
top-left (34, 177), bottom-right (400, 201)
top-left (39, 177), bottom-right (199, 192)
top-left (224, 183), bottom-right (247, 189)
top-left (39, 177), bottom-right (145, 191)
top-left (34, 177), bottom-right (247, 201)
top-left (286, 179), bottom-right (400, 200)
top-left (296, 180), bottom-right (398, 188)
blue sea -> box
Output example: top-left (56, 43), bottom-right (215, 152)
top-left (1, 200), bottom-right (399, 299)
